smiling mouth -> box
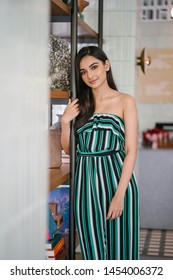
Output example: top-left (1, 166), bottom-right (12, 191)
top-left (89, 79), bottom-right (98, 84)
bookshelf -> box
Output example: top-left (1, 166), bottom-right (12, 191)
top-left (49, 0), bottom-right (98, 193)
top-left (49, 164), bottom-right (70, 192)
top-left (48, 235), bottom-right (79, 260)
top-left (50, 90), bottom-right (69, 99)
top-left (49, 0), bottom-right (100, 260)
top-left (51, 0), bottom-right (98, 42)
top-left (51, 0), bottom-right (70, 16)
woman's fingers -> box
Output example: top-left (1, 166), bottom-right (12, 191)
top-left (106, 209), bottom-right (123, 220)
top-left (66, 99), bottom-right (79, 111)
top-left (106, 211), bottom-right (111, 220)
top-left (67, 99), bottom-right (79, 111)
top-left (70, 98), bottom-right (79, 105)
top-left (106, 192), bottom-right (124, 220)
top-left (62, 98), bottom-right (80, 123)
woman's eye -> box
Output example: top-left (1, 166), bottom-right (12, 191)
top-left (80, 71), bottom-right (86, 76)
top-left (91, 65), bottom-right (98, 70)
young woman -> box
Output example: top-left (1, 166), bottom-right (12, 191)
top-left (61, 46), bottom-right (139, 260)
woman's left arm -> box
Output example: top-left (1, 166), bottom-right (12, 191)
top-left (107, 95), bottom-right (138, 220)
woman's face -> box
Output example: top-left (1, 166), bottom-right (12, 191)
top-left (79, 55), bottom-right (110, 89)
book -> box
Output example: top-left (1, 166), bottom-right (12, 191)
top-left (46, 247), bottom-right (66, 260)
top-left (49, 203), bottom-right (63, 229)
top-left (45, 232), bottom-right (62, 250)
top-left (45, 237), bottom-right (65, 257)
top-left (48, 185), bottom-right (70, 235)
top-left (47, 206), bottom-right (58, 240)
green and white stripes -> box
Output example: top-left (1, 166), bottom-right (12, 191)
top-left (74, 113), bottom-right (139, 260)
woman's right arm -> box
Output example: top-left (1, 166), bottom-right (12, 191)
top-left (61, 98), bottom-right (79, 155)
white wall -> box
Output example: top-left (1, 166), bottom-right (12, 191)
top-left (84, 0), bottom-right (173, 135)
top-left (0, 0), bottom-right (49, 259)
top-left (136, 1), bottom-right (173, 134)
top-left (82, 0), bottom-right (173, 232)
top-left (83, 0), bottom-right (137, 96)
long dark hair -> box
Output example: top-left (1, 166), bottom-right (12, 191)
top-left (75, 46), bottom-right (118, 130)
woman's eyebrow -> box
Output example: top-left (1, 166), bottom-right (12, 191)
top-left (89, 62), bottom-right (99, 68)
top-left (80, 62), bottom-right (99, 71)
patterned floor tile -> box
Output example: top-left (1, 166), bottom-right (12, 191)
top-left (140, 228), bottom-right (173, 259)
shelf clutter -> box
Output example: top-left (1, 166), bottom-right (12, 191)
top-left (46, 184), bottom-right (79, 260)
top-left (51, 0), bottom-right (98, 42)
top-left (45, 234), bottom-right (65, 260)
top-left (142, 123), bottom-right (173, 149)
top-left (50, 90), bottom-right (70, 99)
top-left (46, 202), bottom-right (68, 260)
top-left (49, 164), bottom-right (70, 192)
top-left (47, 0), bottom-right (98, 260)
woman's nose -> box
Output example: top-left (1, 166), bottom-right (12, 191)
top-left (87, 70), bottom-right (93, 80)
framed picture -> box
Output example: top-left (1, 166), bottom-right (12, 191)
top-left (137, 49), bottom-right (173, 102)
top-left (50, 99), bottom-right (68, 126)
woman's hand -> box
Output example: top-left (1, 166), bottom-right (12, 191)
top-left (61, 98), bottom-right (80, 124)
top-left (106, 190), bottom-right (125, 220)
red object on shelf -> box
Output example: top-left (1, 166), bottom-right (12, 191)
top-left (142, 127), bottom-right (172, 149)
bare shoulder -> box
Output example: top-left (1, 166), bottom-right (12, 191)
top-left (115, 92), bottom-right (137, 122)
top-left (117, 92), bottom-right (136, 110)
top-left (118, 92), bottom-right (135, 104)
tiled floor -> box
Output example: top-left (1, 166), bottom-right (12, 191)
top-left (140, 228), bottom-right (173, 260)
top-left (76, 229), bottom-right (173, 260)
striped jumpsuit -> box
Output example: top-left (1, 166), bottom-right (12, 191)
top-left (74, 113), bottom-right (139, 260)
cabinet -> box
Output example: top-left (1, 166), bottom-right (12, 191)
top-left (49, 0), bottom-right (100, 260)
top-left (137, 148), bottom-right (173, 230)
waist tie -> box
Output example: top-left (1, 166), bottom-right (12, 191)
top-left (77, 149), bottom-right (121, 157)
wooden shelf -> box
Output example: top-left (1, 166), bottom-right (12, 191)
top-left (50, 90), bottom-right (70, 99)
top-left (56, 234), bottom-right (79, 260)
top-left (51, 21), bottom-right (98, 42)
top-left (50, 0), bottom-right (98, 41)
top-left (45, 232), bottom-right (79, 260)
top-left (56, 247), bottom-right (68, 260)
top-left (49, 164), bottom-right (70, 192)
top-left (51, 0), bottom-right (70, 16)
top-left (78, 17), bottom-right (98, 39)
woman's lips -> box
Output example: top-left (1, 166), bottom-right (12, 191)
top-left (89, 78), bottom-right (98, 84)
